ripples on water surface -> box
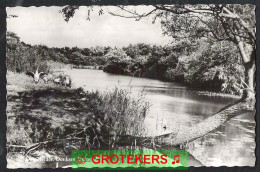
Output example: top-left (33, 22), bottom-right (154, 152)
top-left (67, 69), bottom-right (255, 166)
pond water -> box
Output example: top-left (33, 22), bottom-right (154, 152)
top-left (66, 69), bottom-right (255, 166)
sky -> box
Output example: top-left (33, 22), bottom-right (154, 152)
top-left (7, 6), bottom-right (172, 48)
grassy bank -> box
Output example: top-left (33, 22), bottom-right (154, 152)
top-left (7, 72), bottom-right (149, 168)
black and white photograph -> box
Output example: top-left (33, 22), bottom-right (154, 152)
top-left (6, 4), bottom-right (256, 168)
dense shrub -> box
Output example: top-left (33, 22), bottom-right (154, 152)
top-left (7, 32), bottom-right (50, 73)
top-left (103, 64), bottom-right (127, 75)
top-left (176, 40), bottom-right (244, 94)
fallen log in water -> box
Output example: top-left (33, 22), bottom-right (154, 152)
top-left (114, 98), bottom-right (255, 148)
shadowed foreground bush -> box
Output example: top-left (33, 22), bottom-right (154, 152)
top-left (7, 87), bottom-right (150, 155)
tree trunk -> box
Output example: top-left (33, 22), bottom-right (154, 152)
top-left (114, 98), bottom-right (254, 148)
top-left (235, 36), bottom-right (255, 100)
top-left (242, 49), bottom-right (255, 100)
top-left (154, 99), bottom-right (254, 146)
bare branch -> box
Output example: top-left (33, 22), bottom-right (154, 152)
top-left (108, 6), bottom-right (157, 21)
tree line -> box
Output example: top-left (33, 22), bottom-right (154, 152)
top-left (7, 31), bottom-right (245, 95)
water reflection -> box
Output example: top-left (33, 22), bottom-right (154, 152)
top-left (66, 69), bottom-right (255, 166)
